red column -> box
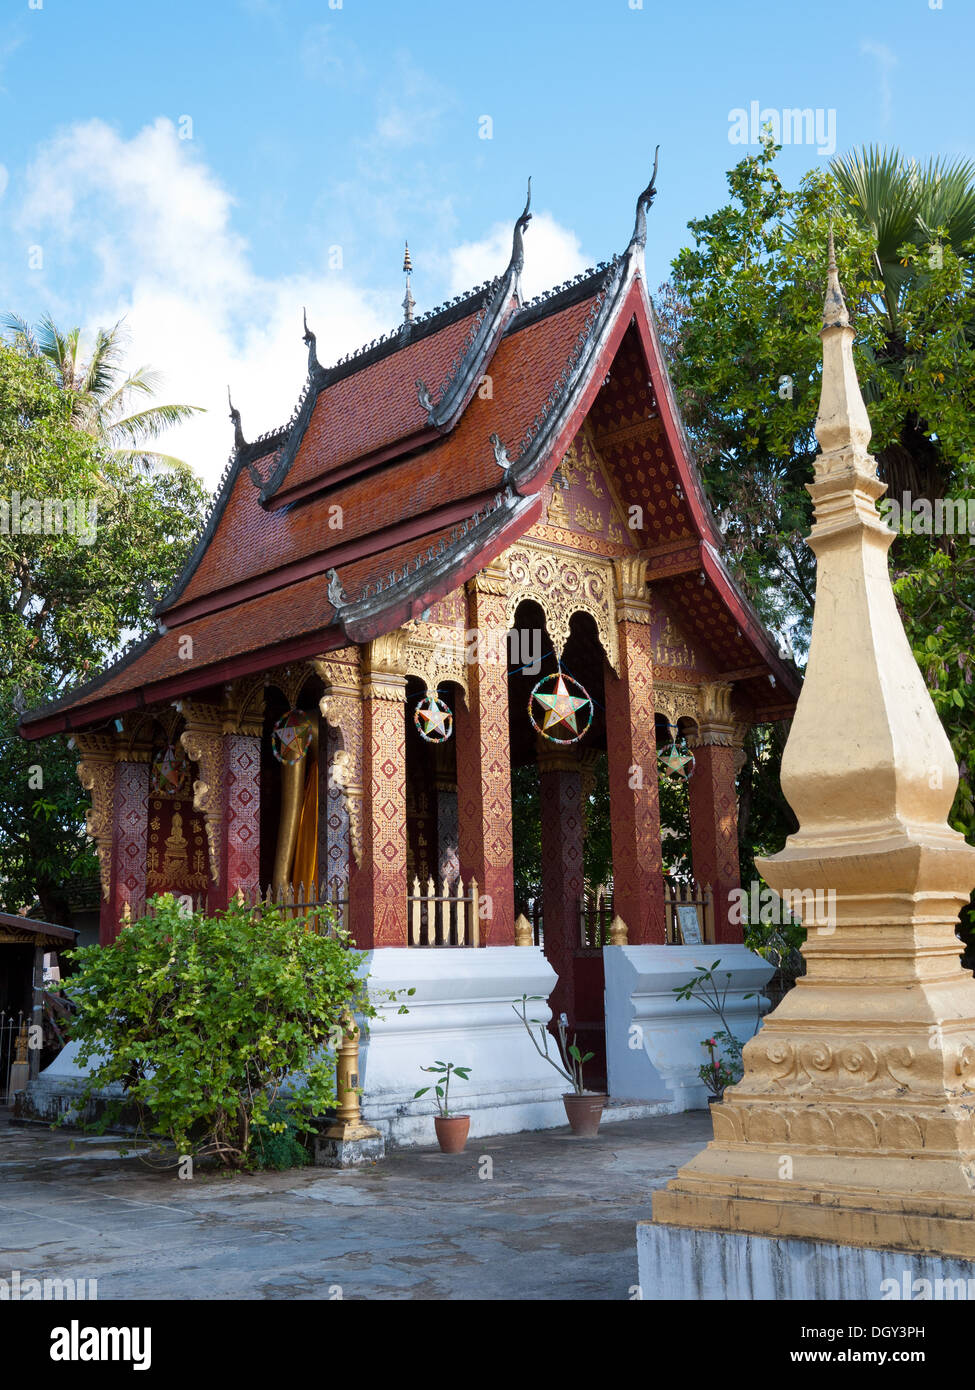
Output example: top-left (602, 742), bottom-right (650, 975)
top-left (605, 565), bottom-right (666, 943)
top-left (220, 734), bottom-right (262, 903)
top-left (349, 651), bottom-right (408, 948)
top-left (455, 563), bottom-right (515, 944)
top-left (688, 712), bottom-right (744, 944)
top-left (109, 758), bottom-right (151, 934)
top-left (538, 749), bottom-right (585, 1026)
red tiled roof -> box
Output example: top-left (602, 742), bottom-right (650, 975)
top-left (286, 309), bottom-right (479, 493)
top-left (20, 255), bottom-right (801, 736)
top-left (165, 291), bottom-right (598, 616)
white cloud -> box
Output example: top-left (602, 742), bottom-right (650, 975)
top-left (16, 118), bottom-right (390, 485)
top-left (860, 40), bottom-right (897, 127)
top-left (14, 118), bottom-right (586, 489)
top-left (0, 164), bottom-right (8, 200)
top-left (448, 211), bottom-right (590, 303)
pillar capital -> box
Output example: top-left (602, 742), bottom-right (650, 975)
top-left (535, 740), bottom-right (580, 776)
top-left (687, 682), bottom-right (746, 748)
top-left (362, 631), bottom-right (409, 699)
top-left (613, 556), bottom-right (651, 624)
top-left (468, 558), bottom-right (510, 598)
top-left (222, 677), bottom-right (265, 737)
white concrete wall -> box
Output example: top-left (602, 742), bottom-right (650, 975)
top-left (358, 947), bottom-right (570, 1144)
top-left (640, 1220), bottom-right (975, 1300)
top-left (604, 944), bottom-right (773, 1110)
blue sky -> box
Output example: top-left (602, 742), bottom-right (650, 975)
top-left (0, 0), bottom-right (970, 480)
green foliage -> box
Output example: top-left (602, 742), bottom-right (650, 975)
top-left (65, 894), bottom-right (376, 1169)
top-left (512, 994), bottom-right (594, 1094)
top-left (251, 1103), bottom-right (311, 1171)
top-left (699, 1036), bottom-right (741, 1098)
top-left (674, 961), bottom-right (762, 1090)
top-left (414, 1060), bottom-right (471, 1118)
top-left (0, 335), bottom-right (208, 918)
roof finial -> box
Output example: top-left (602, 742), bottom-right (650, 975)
top-left (814, 228), bottom-right (872, 459)
top-left (508, 177), bottom-right (533, 280)
top-left (629, 145), bottom-right (660, 252)
top-left (823, 223), bottom-right (851, 330)
top-left (227, 386), bottom-right (246, 452)
top-left (302, 307), bottom-right (321, 373)
top-left (402, 241), bottom-right (416, 325)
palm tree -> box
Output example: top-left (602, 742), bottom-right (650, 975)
top-left (831, 146), bottom-right (975, 502)
top-left (2, 313), bottom-right (202, 469)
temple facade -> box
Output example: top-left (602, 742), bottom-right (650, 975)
top-left (21, 170), bottom-right (798, 1139)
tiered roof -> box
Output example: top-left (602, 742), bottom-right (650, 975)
top-left (21, 164), bottom-right (800, 738)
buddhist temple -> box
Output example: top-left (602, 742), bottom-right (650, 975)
top-left (19, 164), bottom-right (800, 1137)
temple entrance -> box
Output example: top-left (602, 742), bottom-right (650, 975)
top-left (509, 602), bottom-right (611, 1087)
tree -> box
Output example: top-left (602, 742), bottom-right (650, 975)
top-left (656, 136), bottom-right (975, 937)
top-left (0, 337), bottom-right (208, 919)
top-left (3, 314), bottom-right (201, 470)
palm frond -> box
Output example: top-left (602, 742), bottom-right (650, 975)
top-left (109, 446), bottom-right (196, 473)
top-left (108, 402), bottom-right (203, 445)
top-left (1, 313), bottom-right (39, 355)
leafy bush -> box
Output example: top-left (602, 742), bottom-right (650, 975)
top-left (251, 1103), bottom-right (311, 1171)
top-left (66, 893), bottom-right (376, 1169)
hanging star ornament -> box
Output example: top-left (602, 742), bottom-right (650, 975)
top-left (271, 709), bottom-right (314, 764)
top-left (529, 669), bottom-right (593, 745)
top-left (659, 738), bottom-right (695, 781)
top-left (414, 694), bottom-right (453, 743)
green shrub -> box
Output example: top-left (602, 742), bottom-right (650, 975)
top-left (252, 1103), bottom-right (311, 1171)
top-left (66, 893), bottom-right (376, 1169)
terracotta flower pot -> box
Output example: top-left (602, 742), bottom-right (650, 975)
top-left (563, 1092), bottom-right (607, 1137)
top-left (434, 1114), bottom-right (470, 1153)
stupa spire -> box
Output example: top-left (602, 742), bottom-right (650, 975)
top-left (813, 228), bottom-right (872, 459)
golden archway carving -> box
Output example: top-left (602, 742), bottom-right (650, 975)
top-left (504, 539), bottom-right (619, 673)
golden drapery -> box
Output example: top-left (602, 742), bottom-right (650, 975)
top-left (272, 721), bottom-right (319, 896)
top-left (291, 735), bottom-right (319, 896)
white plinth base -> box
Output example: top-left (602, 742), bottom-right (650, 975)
top-left (638, 1221), bottom-right (975, 1300)
top-left (358, 947), bottom-right (572, 1146)
top-left (15, 1040), bottom-right (124, 1127)
top-left (604, 945), bottom-right (773, 1111)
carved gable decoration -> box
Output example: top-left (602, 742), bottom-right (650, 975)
top-left (504, 539), bottom-right (619, 674)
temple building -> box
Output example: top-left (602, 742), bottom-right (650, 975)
top-left (20, 167), bottom-right (799, 1139)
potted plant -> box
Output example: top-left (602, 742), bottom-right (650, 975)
top-left (414, 1061), bottom-right (472, 1152)
top-left (699, 1037), bottom-right (738, 1104)
top-left (513, 995), bottom-right (607, 1136)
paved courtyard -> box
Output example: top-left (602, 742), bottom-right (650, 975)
top-left (0, 1109), bottom-right (711, 1301)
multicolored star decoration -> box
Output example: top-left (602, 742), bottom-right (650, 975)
top-left (271, 709), bottom-right (314, 764)
top-left (529, 667), bottom-right (593, 745)
top-left (414, 694), bottom-right (453, 743)
top-left (658, 728), bottom-right (695, 781)
top-left (150, 743), bottom-right (191, 797)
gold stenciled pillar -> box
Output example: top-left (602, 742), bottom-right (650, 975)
top-left (653, 235), bottom-right (975, 1259)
